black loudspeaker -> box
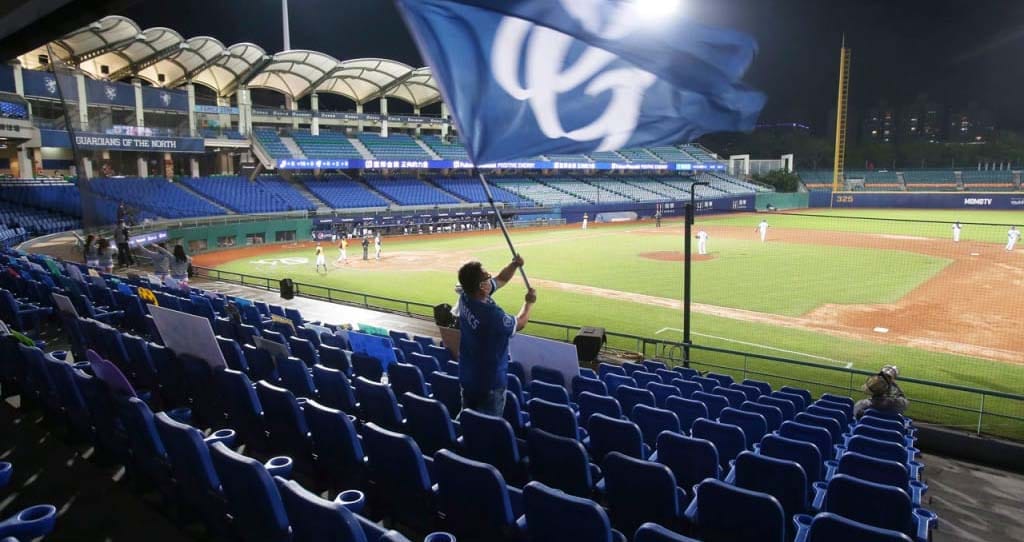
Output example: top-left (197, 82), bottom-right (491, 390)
top-left (573, 326), bottom-right (606, 362)
top-left (434, 303), bottom-right (456, 328)
top-left (279, 278), bottom-right (295, 300)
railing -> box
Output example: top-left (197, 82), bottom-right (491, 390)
top-left (193, 265), bottom-right (1024, 442)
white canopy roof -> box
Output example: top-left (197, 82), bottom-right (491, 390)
top-left (18, 16), bottom-right (441, 105)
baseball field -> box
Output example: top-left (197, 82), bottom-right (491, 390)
top-left (194, 208), bottom-right (1024, 438)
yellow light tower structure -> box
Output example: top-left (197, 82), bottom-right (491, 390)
top-left (832, 38), bottom-right (851, 194)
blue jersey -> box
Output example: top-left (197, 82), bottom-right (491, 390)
top-left (458, 280), bottom-right (516, 397)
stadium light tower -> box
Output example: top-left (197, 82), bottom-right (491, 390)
top-left (282, 0), bottom-right (291, 51)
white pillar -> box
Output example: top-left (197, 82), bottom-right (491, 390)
top-left (356, 103), bottom-right (364, 132)
top-left (380, 97), bottom-right (389, 137)
top-left (82, 157), bottom-right (94, 178)
top-left (216, 95), bottom-right (232, 132)
top-left (76, 73), bottom-right (89, 130)
top-left (186, 83), bottom-right (197, 137)
top-left (310, 92), bottom-right (320, 136)
top-left (413, 106), bottom-right (421, 136)
top-left (31, 148), bottom-right (43, 176)
top-left (286, 96), bottom-right (299, 130)
top-left (17, 147), bottom-right (33, 178)
top-left (238, 87), bottom-right (251, 136)
top-left (190, 158), bottom-right (200, 178)
top-left (133, 79), bottom-right (144, 129)
top-left (440, 102), bottom-right (450, 138)
top-left (12, 62), bottom-right (24, 96)
top-left (137, 156), bottom-right (148, 177)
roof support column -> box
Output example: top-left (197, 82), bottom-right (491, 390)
top-left (217, 95), bottom-right (232, 133)
top-left (76, 73), bottom-right (89, 130)
top-left (17, 147), bottom-right (33, 179)
top-left (286, 95), bottom-right (299, 130)
top-left (413, 107), bottom-right (421, 136)
top-left (380, 97), bottom-right (388, 137)
top-left (132, 78), bottom-right (144, 129)
top-left (440, 102), bottom-right (450, 138)
top-left (186, 82), bottom-right (197, 137)
top-left (238, 86), bottom-right (251, 137)
top-left (356, 103), bottom-right (364, 132)
top-left (310, 92), bottom-right (319, 136)
top-left (137, 156), bottom-right (148, 178)
top-left (12, 62), bottom-right (24, 96)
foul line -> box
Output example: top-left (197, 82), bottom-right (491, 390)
top-left (655, 327), bottom-right (854, 369)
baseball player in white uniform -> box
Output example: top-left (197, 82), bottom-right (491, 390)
top-left (756, 219), bottom-right (770, 242)
top-left (315, 243), bottom-right (327, 273)
top-left (1007, 226), bottom-right (1021, 251)
top-left (696, 229), bottom-right (709, 255)
top-left (952, 221), bottom-right (962, 243)
top-left (582, 213), bottom-right (589, 230)
top-left (374, 234), bottom-right (382, 260)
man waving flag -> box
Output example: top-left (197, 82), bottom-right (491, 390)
top-left (394, 0), bottom-right (766, 164)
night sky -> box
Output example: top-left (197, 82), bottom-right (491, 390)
top-left (116, 0), bottom-right (1024, 132)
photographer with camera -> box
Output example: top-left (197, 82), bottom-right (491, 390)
top-left (854, 364), bottom-right (908, 418)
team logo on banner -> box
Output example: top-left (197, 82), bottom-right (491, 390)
top-left (491, 0), bottom-right (656, 151)
top-left (104, 85), bottom-right (118, 101)
top-left (160, 92), bottom-right (172, 107)
top-left (44, 77), bottom-right (58, 95)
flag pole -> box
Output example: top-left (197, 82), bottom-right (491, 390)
top-left (475, 168), bottom-right (531, 289)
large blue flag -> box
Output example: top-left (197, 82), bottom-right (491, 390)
top-left (395, 0), bottom-right (766, 164)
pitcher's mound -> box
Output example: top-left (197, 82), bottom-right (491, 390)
top-left (639, 251), bottom-right (716, 262)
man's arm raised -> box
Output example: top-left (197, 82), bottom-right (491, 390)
top-left (515, 288), bottom-right (537, 331)
top-left (494, 254), bottom-right (524, 289)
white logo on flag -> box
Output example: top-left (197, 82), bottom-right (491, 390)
top-left (490, 2), bottom-right (656, 151)
top-left (104, 85), bottom-right (118, 101)
top-left (160, 92), bottom-right (171, 106)
top-left (44, 77), bottom-right (58, 95)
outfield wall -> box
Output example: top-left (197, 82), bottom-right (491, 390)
top-left (141, 216), bottom-right (314, 255)
top-left (560, 194), bottom-right (755, 223)
top-left (756, 192), bottom-right (808, 210)
top-left (809, 191), bottom-right (1024, 209)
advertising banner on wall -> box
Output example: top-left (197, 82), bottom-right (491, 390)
top-left (275, 157), bottom-right (726, 172)
top-left (40, 129), bottom-right (206, 153)
top-left (810, 191), bottom-right (1024, 210)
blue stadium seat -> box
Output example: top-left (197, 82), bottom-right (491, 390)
top-left (691, 418), bottom-right (746, 470)
top-left (434, 449), bottom-right (522, 541)
top-left (772, 390), bottom-right (807, 412)
top-left (690, 376), bottom-right (720, 393)
top-left (602, 373), bottom-right (636, 396)
top-left (529, 380), bottom-right (573, 408)
top-left (532, 365), bottom-right (566, 388)
top-left (402, 392), bottom-right (458, 455)
top-left (691, 391), bottom-right (729, 419)
top-left (408, 352), bottom-right (441, 377)
top-left (646, 382), bottom-right (679, 408)
top-left (526, 427), bottom-right (599, 498)
top-left (779, 420), bottom-right (834, 461)
top-left (317, 344), bottom-right (351, 375)
top-left (429, 371), bottom-right (462, 418)
top-left (519, 481), bottom-right (627, 542)
top-left (617, 386), bottom-right (655, 420)
top-left (154, 412), bottom-right (230, 533)
top-left (728, 383), bottom-right (762, 402)
top-left (827, 451), bottom-right (925, 506)
top-left (632, 404), bottom-right (681, 449)
top-left (360, 423), bottom-right (437, 528)
top-left (757, 394), bottom-right (796, 421)
top-left (528, 398), bottom-right (585, 441)
top-left (277, 356), bottom-right (317, 398)
top-left (388, 362), bottom-right (430, 399)
top-left (634, 522), bottom-right (701, 542)
top-left (354, 377), bottom-right (404, 431)
top-left (572, 375), bottom-right (609, 401)
top-left (740, 401), bottom-right (783, 433)
top-left (578, 391), bottom-right (623, 424)
top-left (684, 478), bottom-right (786, 542)
top-left (256, 381), bottom-right (312, 462)
top-left (632, 371), bottom-right (662, 389)
top-left (729, 451), bottom-right (808, 538)
top-left (813, 474), bottom-right (936, 542)
top-left (759, 434), bottom-right (823, 491)
top-left (712, 386), bottom-right (748, 409)
top-left (587, 413), bottom-right (649, 462)
top-left (795, 512), bottom-right (914, 542)
top-left (719, 408), bottom-right (767, 449)
top-left (303, 399), bottom-right (366, 490)
top-left (603, 451), bottom-right (685, 535)
top-left (650, 432), bottom-right (720, 493)
top-left (664, 396), bottom-right (708, 434)
top-left (669, 378), bottom-right (702, 399)
top-left (275, 476), bottom-right (389, 542)
top-left (311, 364), bottom-right (358, 413)
top-left (459, 408), bottom-right (528, 487)
top-left (598, 362), bottom-right (627, 379)
top-left (208, 442), bottom-right (291, 542)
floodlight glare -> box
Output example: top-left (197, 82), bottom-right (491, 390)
top-left (631, 0), bottom-right (682, 19)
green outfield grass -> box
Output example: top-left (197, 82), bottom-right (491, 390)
top-left (210, 213), bottom-right (1024, 439)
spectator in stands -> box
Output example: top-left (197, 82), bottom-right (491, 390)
top-left (455, 256), bottom-right (536, 416)
top-left (114, 221), bottom-right (134, 268)
top-left (135, 243), bottom-right (171, 280)
top-left (854, 365), bottom-right (908, 418)
top-left (83, 234), bottom-right (98, 267)
top-left (96, 238), bottom-right (116, 274)
top-left (168, 245), bottom-right (191, 283)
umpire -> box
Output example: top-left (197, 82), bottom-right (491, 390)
top-left (114, 221), bottom-right (134, 268)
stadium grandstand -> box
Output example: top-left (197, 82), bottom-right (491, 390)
top-left (1, 8), bottom-right (1022, 542)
